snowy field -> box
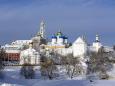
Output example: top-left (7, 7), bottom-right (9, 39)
top-left (0, 66), bottom-right (115, 86)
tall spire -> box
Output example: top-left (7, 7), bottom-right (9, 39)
top-left (59, 28), bottom-right (61, 32)
top-left (58, 25), bottom-right (62, 33)
top-left (81, 35), bottom-right (86, 43)
top-left (39, 20), bottom-right (45, 38)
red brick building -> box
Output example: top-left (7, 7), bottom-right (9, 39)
top-left (3, 44), bottom-right (22, 61)
top-left (5, 53), bottom-right (20, 61)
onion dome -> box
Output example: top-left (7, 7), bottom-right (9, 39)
top-left (56, 32), bottom-right (63, 37)
top-left (52, 35), bottom-right (57, 39)
top-left (59, 36), bottom-right (65, 38)
top-left (64, 36), bottom-right (68, 39)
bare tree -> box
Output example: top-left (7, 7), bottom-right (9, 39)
top-left (60, 54), bottom-right (82, 79)
top-left (0, 48), bottom-right (5, 79)
top-left (20, 63), bottom-right (35, 79)
top-left (87, 47), bottom-right (112, 79)
top-left (113, 45), bottom-right (115, 51)
top-left (40, 56), bottom-right (58, 80)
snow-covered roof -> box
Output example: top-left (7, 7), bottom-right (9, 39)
top-left (73, 37), bottom-right (85, 44)
top-left (104, 46), bottom-right (113, 52)
top-left (21, 47), bottom-right (39, 58)
top-left (12, 40), bottom-right (32, 45)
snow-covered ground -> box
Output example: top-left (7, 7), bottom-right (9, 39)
top-left (0, 66), bottom-right (115, 86)
top-left (1, 79), bottom-right (115, 86)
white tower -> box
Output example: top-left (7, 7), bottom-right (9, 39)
top-left (92, 34), bottom-right (102, 52)
top-left (64, 37), bottom-right (68, 44)
top-left (96, 34), bottom-right (100, 42)
top-left (72, 37), bottom-right (87, 58)
top-left (39, 20), bottom-right (45, 38)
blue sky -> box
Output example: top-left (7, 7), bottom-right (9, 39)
top-left (0, 0), bottom-right (115, 46)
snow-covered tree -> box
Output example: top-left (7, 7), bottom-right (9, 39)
top-left (87, 47), bottom-right (112, 80)
top-left (60, 54), bottom-right (82, 79)
top-left (40, 56), bottom-right (58, 80)
top-left (20, 63), bottom-right (35, 79)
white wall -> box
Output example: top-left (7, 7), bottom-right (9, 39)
top-left (72, 43), bottom-right (87, 57)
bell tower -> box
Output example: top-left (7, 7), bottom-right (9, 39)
top-left (92, 34), bottom-right (102, 52)
top-left (38, 20), bottom-right (45, 38)
top-left (95, 34), bottom-right (100, 42)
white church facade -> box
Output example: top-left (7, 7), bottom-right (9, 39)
top-left (20, 43), bottom-right (40, 65)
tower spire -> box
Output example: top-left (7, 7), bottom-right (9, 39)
top-left (59, 28), bottom-right (61, 32)
top-left (39, 20), bottom-right (45, 38)
top-left (81, 35), bottom-right (86, 43)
